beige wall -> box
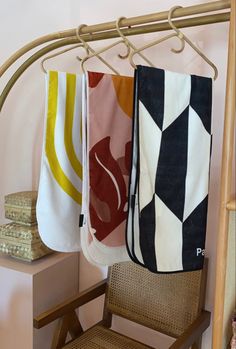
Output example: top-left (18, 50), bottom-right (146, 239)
top-left (0, 1), bottom-right (232, 348)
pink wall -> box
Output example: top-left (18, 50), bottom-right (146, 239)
top-left (0, 1), bottom-right (231, 348)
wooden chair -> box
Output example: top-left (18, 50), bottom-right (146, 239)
top-left (34, 260), bottom-right (210, 349)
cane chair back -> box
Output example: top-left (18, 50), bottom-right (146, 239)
top-left (106, 261), bottom-right (207, 338)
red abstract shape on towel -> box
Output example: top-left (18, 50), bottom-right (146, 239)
top-left (88, 72), bottom-right (104, 88)
top-left (116, 142), bottom-right (132, 176)
top-left (125, 141), bottom-right (132, 174)
top-left (89, 137), bottom-right (129, 241)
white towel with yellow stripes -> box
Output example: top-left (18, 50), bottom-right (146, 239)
top-left (37, 71), bottom-right (83, 252)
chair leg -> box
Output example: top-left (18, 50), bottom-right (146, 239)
top-left (51, 311), bottom-right (83, 349)
top-left (51, 315), bottom-right (70, 349)
top-left (192, 336), bottom-right (202, 349)
top-left (68, 310), bottom-right (83, 339)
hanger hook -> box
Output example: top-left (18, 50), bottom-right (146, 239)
top-left (116, 16), bottom-right (154, 68)
top-left (76, 24), bottom-right (92, 73)
top-left (77, 24), bottom-right (120, 75)
top-left (115, 17), bottom-right (131, 59)
top-left (168, 6), bottom-right (185, 54)
top-left (168, 5), bottom-right (218, 80)
top-left (41, 57), bottom-right (47, 74)
top-left (76, 24), bottom-right (90, 57)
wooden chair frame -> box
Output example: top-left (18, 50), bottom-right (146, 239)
top-left (34, 262), bottom-right (211, 349)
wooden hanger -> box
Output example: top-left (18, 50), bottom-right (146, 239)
top-left (129, 32), bottom-right (185, 69)
top-left (40, 44), bottom-right (89, 73)
top-left (168, 6), bottom-right (218, 79)
top-left (77, 24), bottom-right (121, 75)
top-left (80, 17), bottom-right (153, 73)
top-left (130, 6), bottom-right (218, 80)
top-left (115, 17), bottom-right (154, 66)
top-left (41, 24), bottom-right (121, 75)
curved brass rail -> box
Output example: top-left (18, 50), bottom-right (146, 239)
top-left (0, 12), bottom-right (230, 111)
top-left (0, 0), bottom-right (230, 78)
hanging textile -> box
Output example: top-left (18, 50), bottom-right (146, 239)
top-left (81, 71), bottom-right (133, 265)
top-left (126, 65), bottom-right (212, 273)
top-left (37, 71), bottom-right (83, 252)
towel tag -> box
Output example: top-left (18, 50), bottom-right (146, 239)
top-left (79, 214), bottom-right (84, 227)
top-left (131, 195), bottom-right (135, 210)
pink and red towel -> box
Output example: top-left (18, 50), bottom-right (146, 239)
top-left (81, 72), bottom-right (134, 265)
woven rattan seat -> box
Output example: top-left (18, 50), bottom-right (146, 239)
top-left (63, 325), bottom-right (152, 349)
top-left (34, 260), bottom-right (210, 349)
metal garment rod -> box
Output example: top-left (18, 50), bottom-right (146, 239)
top-left (0, 12), bottom-right (230, 111)
top-left (0, 0), bottom-right (230, 78)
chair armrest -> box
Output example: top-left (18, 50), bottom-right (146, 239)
top-left (169, 310), bottom-right (211, 349)
top-left (34, 278), bottom-right (108, 329)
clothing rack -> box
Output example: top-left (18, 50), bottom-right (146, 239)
top-left (0, 0), bottom-right (231, 111)
top-left (0, 0), bottom-right (231, 75)
top-left (0, 1), bottom-right (235, 348)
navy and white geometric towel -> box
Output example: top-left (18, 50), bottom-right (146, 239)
top-left (126, 65), bottom-right (212, 273)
